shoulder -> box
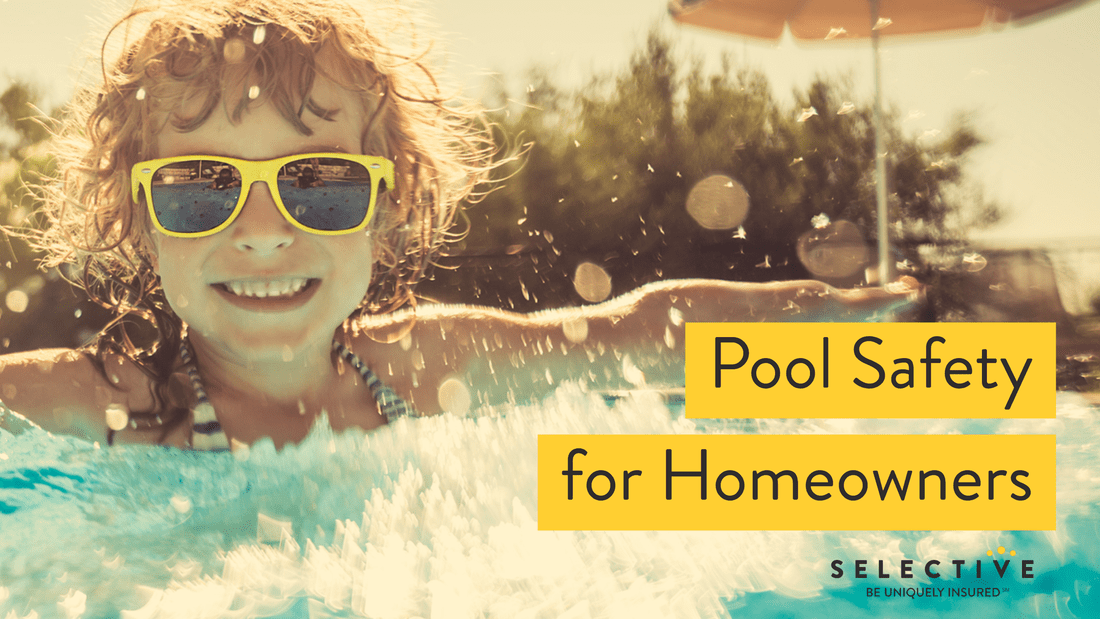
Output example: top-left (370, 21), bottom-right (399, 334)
top-left (0, 348), bottom-right (156, 442)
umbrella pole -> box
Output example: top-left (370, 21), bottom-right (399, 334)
top-left (870, 0), bottom-right (891, 286)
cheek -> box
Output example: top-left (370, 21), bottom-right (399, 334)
top-left (350, 236), bottom-right (376, 288)
top-left (328, 234), bottom-right (375, 304)
top-left (151, 237), bottom-right (202, 309)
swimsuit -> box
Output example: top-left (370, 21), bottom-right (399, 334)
top-left (187, 341), bottom-right (415, 451)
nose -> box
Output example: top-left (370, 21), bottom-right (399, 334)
top-left (230, 180), bottom-right (295, 254)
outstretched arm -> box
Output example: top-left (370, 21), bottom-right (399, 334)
top-left (0, 348), bottom-right (156, 443)
top-left (355, 278), bottom-right (923, 414)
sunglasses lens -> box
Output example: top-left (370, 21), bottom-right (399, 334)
top-left (277, 156), bottom-right (375, 231)
top-left (149, 160), bottom-right (242, 234)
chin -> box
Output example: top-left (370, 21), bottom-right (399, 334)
top-left (195, 324), bottom-right (335, 365)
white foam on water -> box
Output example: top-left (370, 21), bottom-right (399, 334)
top-left (0, 388), bottom-right (1098, 618)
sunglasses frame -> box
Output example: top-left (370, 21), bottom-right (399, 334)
top-left (131, 153), bottom-right (395, 238)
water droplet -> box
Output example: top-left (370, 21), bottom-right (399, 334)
top-left (248, 85), bottom-right (260, 99)
top-left (105, 403), bottom-right (129, 431)
top-left (622, 355), bottom-right (645, 386)
top-left (170, 495), bottom-right (192, 514)
top-left (797, 107), bottom-right (818, 122)
top-left (412, 350), bottom-right (425, 371)
top-left (224, 37), bottom-right (246, 63)
top-left (58, 589), bottom-right (87, 618)
top-left (796, 220), bottom-right (870, 279)
top-left (573, 262), bottom-right (612, 303)
top-left (811, 213), bottom-right (831, 229)
top-left (963, 252), bottom-right (988, 272)
top-left (733, 226), bottom-right (747, 239)
top-left (399, 331), bottom-right (413, 351)
top-left (74, 309), bottom-right (82, 318)
top-left (825, 27), bottom-right (847, 40)
top-left (837, 101), bottom-right (855, 115)
top-left (252, 24), bottom-right (267, 45)
top-left (517, 217), bottom-right (526, 225)
top-left (686, 174), bottom-right (750, 231)
top-left (5, 290), bottom-right (28, 313)
top-left (873, 17), bottom-right (893, 30)
top-left (437, 377), bottom-right (471, 415)
top-left (663, 326), bottom-right (676, 349)
top-left (232, 438), bottom-right (251, 459)
top-left (256, 512), bottom-right (293, 544)
top-left (574, 140), bottom-right (580, 147)
top-left (668, 307), bottom-right (684, 327)
top-left (135, 87), bottom-right (146, 101)
top-left (558, 316), bottom-right (594, 347)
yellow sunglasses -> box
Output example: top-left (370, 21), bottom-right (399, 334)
top-left (131, 153), bottom-right (394, 238)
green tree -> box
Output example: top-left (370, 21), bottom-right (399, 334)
top-left (422, 29), bottom-right (1002, 315)
top-left (1, 82), bottom-right (109, 352)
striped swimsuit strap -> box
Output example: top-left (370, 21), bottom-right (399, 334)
top-left (182, 341), bottom-right (415, 452)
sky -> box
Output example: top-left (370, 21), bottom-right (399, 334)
top-left (1, 0), bottom-right (1098, 246)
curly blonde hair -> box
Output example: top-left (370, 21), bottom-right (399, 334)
top-left (30, 0), bottom-right (494, 439)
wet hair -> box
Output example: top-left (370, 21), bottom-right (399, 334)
top-left (29, 0), bottom-right (495, 440)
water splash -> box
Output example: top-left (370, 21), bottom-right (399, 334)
top-left (1, 391), bottom-right (1099, 616)
top-left (104, 404), bottom-right (129, 432)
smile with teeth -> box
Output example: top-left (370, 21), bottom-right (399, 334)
top-left (219, 278), bottom-right (313, 299)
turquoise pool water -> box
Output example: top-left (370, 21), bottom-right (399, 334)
top-left (1, 388), bottom-right (1098, 618)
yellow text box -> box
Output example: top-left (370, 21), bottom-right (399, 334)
top-left (685, 323), bottom-right (1054, 418)
top-left (538, 434), bottom-right (1055, 530)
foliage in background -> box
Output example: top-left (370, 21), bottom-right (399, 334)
top-left (0, 29), bottom-right (1010, 353)
top-left (419, 30), bottom-right (1003, 316)
top-left (0, 82), bottom-right (110, 352)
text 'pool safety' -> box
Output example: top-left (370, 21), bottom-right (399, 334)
top-left (684, 323), bottom-right (1054, 418)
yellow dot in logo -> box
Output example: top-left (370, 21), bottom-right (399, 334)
top-left (997, 546), bottom-right (1006, 555)
top-left (987, 550), bottom-right (993, 556)
top-left (1010, 550), bottom-right (1016, 556)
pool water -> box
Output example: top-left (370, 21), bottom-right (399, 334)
top-left (1, 387), bottom-right (1098, 618)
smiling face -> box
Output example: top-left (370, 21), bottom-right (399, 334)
top-left (152, 78), bottom-right (376, 365)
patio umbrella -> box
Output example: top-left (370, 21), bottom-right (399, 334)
top-left (669, 0), bottom-right (1094, 285)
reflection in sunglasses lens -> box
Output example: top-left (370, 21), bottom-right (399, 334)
top-left (150, 160), bottom-right (242, 233)
top-left (149, 157), bottom-right (377, 234)
top-left (279, 157), bottom-right (373, 231)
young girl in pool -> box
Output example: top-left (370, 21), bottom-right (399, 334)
top-left (0, 0), bottom-right (918, 451)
